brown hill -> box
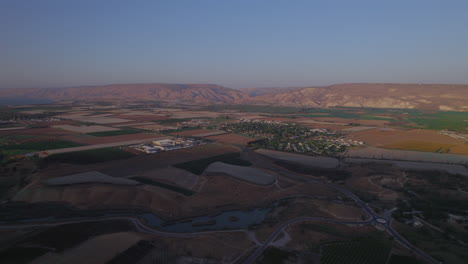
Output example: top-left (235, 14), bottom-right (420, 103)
top-left (245, 83), bottom-right (468, 111)
top-left (0, 83), bottom-right (246, 104)
top-left (1, 83), bottom-right (467, 111)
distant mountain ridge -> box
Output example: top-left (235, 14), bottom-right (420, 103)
top-left (245, 83), bottom-right (468, 111)
top-left (1, 83), bottom-right (467, 111)
top-left (0, 83), bottom-right (246, 104)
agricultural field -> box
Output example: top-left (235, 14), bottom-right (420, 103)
top-left (383, 141), bottom-right (455, 153)
top-left (52, 124), bottom-right (120, 133)
top-left (44, 148), bottom-right (136, 164)
top-left (1, 139), bottom-right (83, 158)
top-left (407, 111), bottom-right (467, 132)
top-left (205, 133), bottom-right (254, 145)
top-left (86, 128), bottom-right (142, 137)
top-left (347, 128), bottom-right (468, 155)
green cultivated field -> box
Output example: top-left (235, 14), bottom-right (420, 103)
top-left (408, 111), bottom-right (467, 131)
top-left (1, 139), bottom-right (83, 159)
top-left (1, 140), bottom-right (82, 151)
top-left (87, 129), bottom-right (141, 137)
top-left (174, 152), bottom-right (252, 175)
top-left (44, 148), bottom-right (135, 164)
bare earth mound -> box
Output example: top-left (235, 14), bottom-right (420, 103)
top-left (45, 171), bottom-right (140, 186)
top-left (255, 149), bottom-right (339, 169)
top-left (343, 147), bottom-right (468, 165)
top-left (204, 162), bottom-right (275, 185)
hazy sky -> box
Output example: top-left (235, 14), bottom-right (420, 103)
top-left (1, 0), bottom-right (468, 89)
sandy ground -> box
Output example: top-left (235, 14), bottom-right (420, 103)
top-left (256, 149), bottom-right (340, 168)
top-left (45, 171), bottom-right (140, 186)
top-left (30, 232), bottom-right (142, 264)
top-left (205, 162), bottom-right (275, 185)
top-left (52, 125), bottom-right (120, 133)
top-left (205, 133), bottom-right (254, 145)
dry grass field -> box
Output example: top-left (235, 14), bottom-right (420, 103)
top-left (348, 128), bottom-right (468, 154)
top-left (383, 141), bottom-right (455, 153)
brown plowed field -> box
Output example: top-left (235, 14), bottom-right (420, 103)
top-left (205, 133), bottom-right (254, 145)
top-left (168, 129), bottom-right (213, 137)
top-left (0, 127), bottom-right (75, 136)
top-left (61, 133), bottom-right (159, 145)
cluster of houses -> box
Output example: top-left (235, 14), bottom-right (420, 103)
top-left (130, 138), bottom-right (205, 154)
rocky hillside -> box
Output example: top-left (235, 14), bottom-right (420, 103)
top-left (246, 83), bottom-right (468, 111)
top-left (0, 83), bottom-right (246, 104)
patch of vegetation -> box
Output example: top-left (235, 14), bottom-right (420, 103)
top-left (0, 247), bottom-right (50, 264)
top-left (258, 248), bottom-right (294, 264)
top-left (174, 152), bottom-right (251, 175)
top-left (320, 237), bottom-right (392, 264)
top-left (107, 240), bottom-right (154, 264)
top-left (408, 111), bottom-right (468, 132)
top-left (44, 148), bottom-right (135, 164)
top-left (130, 177), bottom-right (195, 196)
top-left (388, 255), bottom-right (422, 264)
top-left (1, 140), bottom-right (82, 151)
top-left (87, 129), bottom-right (141, 137)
